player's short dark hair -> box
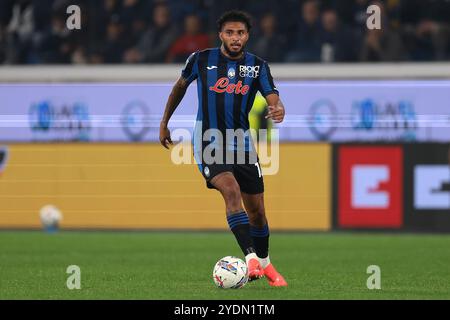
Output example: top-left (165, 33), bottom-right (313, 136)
top-left (217, 10), bottom-right (252, 32)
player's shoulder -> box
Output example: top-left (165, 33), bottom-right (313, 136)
top-left (197, 47), bottom-right (220, 57)
top-left (186, 48), bottom-right (219, 63)
top-left (198, 47), bottom-right (219, 54)
top-left (245, 51), bottom-right (269, 66)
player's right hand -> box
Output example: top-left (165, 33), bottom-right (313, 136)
top-left (159, 125), bottom-right (173, 149)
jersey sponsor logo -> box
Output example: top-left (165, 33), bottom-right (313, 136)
top-left (207, 66), bottom-right (218, 70)
top-left (209, 77), bottom-right (249, 95)
top-left (239, 65), bottom-right (260, 78)
top-left (227, 67), bottom-right (236, 79)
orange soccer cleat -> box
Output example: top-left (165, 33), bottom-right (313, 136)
top-left (247, 258), bottom-right (264, 281)
top-left (263, 264), bottom-right (288, 287)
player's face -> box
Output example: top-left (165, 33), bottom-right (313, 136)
top-left (219, 22), bottom-right (249, 57)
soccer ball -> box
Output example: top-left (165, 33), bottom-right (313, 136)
top-left (39, 205), bottom-right (62, 231)
top-left (212, 256), bottom-right (248, 289)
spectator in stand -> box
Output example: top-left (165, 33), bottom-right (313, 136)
top-left (318, 9), bottom-right (357, 62)
top-left (30, 13), bottom-right (73, 63)
top-left (353, 0), bottom-right (371, 28)
top-left (406, 19), bottom-right (443, 61)
top-left (123, 3), bottom-right (178, 63)
top-left (103, 0), bottom-right (121, 16)
top-left (166, 14), bottom-right (210, 63)
top-left (359, 0), bottom-right (406, 61)
top-left (95, 0), bottom-right (122, 38)
top-left (332, 0), bottom-right (370, 28)
top-left (359, 28), bottom-right (406, 62)
top-left (444, 26), bottom-right (450, 60)
top-left (249, 13), bottom-right (286, 62)
top-left (120, 0), bottom-right (144, 26)
top-left (0, 26), bottom-right (6, 63)
top-left (4, 0), bottom-right (34, 63)
top-left (285, 0), bottom-right (322, 62)
top-left (0, 0), bottom-right (449, 64)
top-left (100, 15), bottom-right (128, 63)
top-left (120, 0), bottom-right (150, 48)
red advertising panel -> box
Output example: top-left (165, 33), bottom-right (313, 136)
top-left (338, 146), bottom-right (403, 228)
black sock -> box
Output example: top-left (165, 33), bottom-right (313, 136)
top-left (250, 224), bottom-right (269, 259)
top-left (227, 211), bottom-right (255, 256)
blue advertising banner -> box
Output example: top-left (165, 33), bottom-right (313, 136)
top-left (1, 81), bottom-right (449, 142)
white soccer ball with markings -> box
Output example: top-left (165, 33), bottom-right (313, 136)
top-left (212, 256), bottom-right (248, 289)
top-left (39, 205), bottom-right (62, 230)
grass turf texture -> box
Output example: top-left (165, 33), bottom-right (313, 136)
top-left (0, 231), bottom-right (449, 299)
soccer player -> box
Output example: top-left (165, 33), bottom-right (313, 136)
top-left (159, 10), bottom-right (287, 287)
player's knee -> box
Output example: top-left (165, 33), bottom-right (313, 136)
top-left (223, 185), bottom-right (242, 207)
top-left (246, 200), bottom-right (265, 216)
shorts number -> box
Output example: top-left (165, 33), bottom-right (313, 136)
top-left (255, 163), bottom-right (262, 178)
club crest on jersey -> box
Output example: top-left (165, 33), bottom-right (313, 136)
top-left (239, 65), bottom-right (260, 78)
top-left (227, 67), bottom-right (235, 79)
top-left (209, 77), bottom-right (249, 95)
top-left (204, 166), bottom-right (210, 177)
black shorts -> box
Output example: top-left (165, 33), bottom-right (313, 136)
top-left (198, 161), bottom-right (264, 195)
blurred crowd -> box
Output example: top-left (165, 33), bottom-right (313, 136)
top-left (0, 0), bottom-right (449, 64)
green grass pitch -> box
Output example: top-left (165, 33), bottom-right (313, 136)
top-left (0, 231), bottom-right (449, 299)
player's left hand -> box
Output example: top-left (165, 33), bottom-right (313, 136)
top-left (265, 104), bottom-right (285, 123)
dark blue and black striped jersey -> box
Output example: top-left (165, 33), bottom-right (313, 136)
top-left (181, 47), bottom-right (278, 157)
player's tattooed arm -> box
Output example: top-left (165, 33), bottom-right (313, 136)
top-left (160, 77), bottom-right (189, 149)
top-left (265, 93), bottom-right (285, 123)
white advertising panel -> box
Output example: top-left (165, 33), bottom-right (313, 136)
top-left (0, 80), bottom-right (449, 142)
